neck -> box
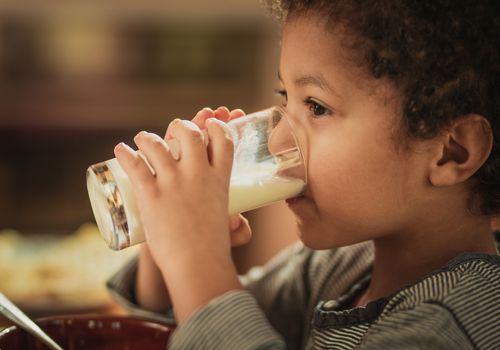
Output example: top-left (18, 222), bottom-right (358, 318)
top-left (357, 212), bottom-right (496, 306)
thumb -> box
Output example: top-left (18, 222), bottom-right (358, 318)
top-left (228, 214), bottom-right (252, 247)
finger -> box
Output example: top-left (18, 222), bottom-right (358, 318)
top-left (229, 214), bottom-right (242, 231)
top-left (206, 118), bottom-right (234, 176)
top-left (165, 108), bottom-right (214, 141)
top-left (214, 106), bottom-right (231, 122)
top-left (168, 119), bottom-right (209, 168)
top-left (114, 141), bottom-right (156, 195)
top-left (164, 119), bottom-right (182, 160)
top-left (229, 214), bottom-right (252, 247)
top-left (133, 131), bottom-right (176, 177)
top-left (229, 108), bottom-right (246, 120)
top-left (191, 107), bottom-right (215, 130)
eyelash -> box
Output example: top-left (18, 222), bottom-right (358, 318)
top-left (274, 89), bottom-right (287, 106)
top-left (274, 89), bottom-right (332, 118)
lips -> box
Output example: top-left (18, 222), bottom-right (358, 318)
top-left (286, 194), bottom-right (306, 205)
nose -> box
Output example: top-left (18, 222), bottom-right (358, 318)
top-left (268, 109), bottom-right (297, 156)
top-left (268, 108), bottom-right (307, 183)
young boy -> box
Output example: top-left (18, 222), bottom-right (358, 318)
top-left (108, 0), bottom-right (499, 348)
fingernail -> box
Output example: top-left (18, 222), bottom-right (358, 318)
top-left (215, 106), bottom-right (229, 113)
top-left (114, 143), bottom-right (124, 153)
top-left (170, 118), bottom-right (181, 126)
top-left (168, 139), bottom-right (181, 160)
top-left (116, 142), bottom-right (132, 151)
top-left (180, 119), bottom-right (197, 129)
top-left (208, 118), bottom-right (233, 141)
top-left (197, 108), bottom-right (214, 117)
top-left (134, 131), bottom-right (147, 141)
top-left (148, 132), bottom-right (162, 141)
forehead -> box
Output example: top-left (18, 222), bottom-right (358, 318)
top-left (280, 16), bottom-right (360, 90)
top-left (280, 15), bottom-right (408, 146)
top-left (282, 15), bottom-right (338, 52)
top-left (280, 15), bottom-right (401, 99)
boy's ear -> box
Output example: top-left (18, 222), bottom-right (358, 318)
top-left (429, 115), bottom-right (493, 187)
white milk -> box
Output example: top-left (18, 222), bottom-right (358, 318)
top-left (228, 176), bottom-right (305, 215)
top-left (87, 158), bottom-right (305, 249)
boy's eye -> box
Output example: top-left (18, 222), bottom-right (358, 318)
top-left (274, 88), bottom-right (288, 106)
top-left (305, 98), bottom-right (331, 118)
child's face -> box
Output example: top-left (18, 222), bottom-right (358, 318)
top-left (279, 15), bottom-right (434, 249)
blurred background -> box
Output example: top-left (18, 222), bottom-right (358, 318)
top-left (0, 0), bottom-right (279, 233)
top-left (0, 0), bottom-right (299, 318)
top-left (2, 0), bottom-right (496, 322)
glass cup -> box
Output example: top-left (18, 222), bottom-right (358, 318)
top-left (86, 106), bottom-right (306, 250)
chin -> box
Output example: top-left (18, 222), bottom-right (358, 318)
top-left (296, 224), bottom-right (332, 249)
top-left (300, 238), bottom-right (334, 250)
top-left (297, 222), bottom-right (365, 250)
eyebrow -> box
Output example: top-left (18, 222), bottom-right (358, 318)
top-left (278, 71), bottom-right (338, 95)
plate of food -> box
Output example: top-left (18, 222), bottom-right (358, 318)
top-left (0, 224), bottom-right (138, 315)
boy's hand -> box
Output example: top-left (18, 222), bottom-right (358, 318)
top-left (173, 106), bottom-right (251, 248)
top-left (114, 106), bottom-right (249, 324)
top-left (134, 213), bottom-right (251, 313)
top-left (229, 213), bottom-right (252, 247)
top-left (188, 106), bottom-right (251, 248)
top-left (165, 106), bottom-right (245, 140)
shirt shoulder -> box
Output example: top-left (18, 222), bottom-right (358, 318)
top-left (380, 253), bottom-right (500, 349)
top-left (440, 254), bottom-right (500, 349)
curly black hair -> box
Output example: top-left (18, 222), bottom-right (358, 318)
top-left (263, 0), bottom-right (500, 216)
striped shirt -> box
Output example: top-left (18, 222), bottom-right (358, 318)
top-left (107, 237), bottom-right (500, 349)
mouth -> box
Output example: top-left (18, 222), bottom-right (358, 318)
top-left (285, 194), bottom-right (307, 205)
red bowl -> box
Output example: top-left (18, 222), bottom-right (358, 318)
top-left (0, 314), bottom-right (175, 350)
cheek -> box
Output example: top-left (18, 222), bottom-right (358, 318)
top-left (307, 135), bottom-right (413, 236)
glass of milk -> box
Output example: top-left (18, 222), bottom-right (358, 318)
top-left (86, 106), bottom-right (306, 250)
